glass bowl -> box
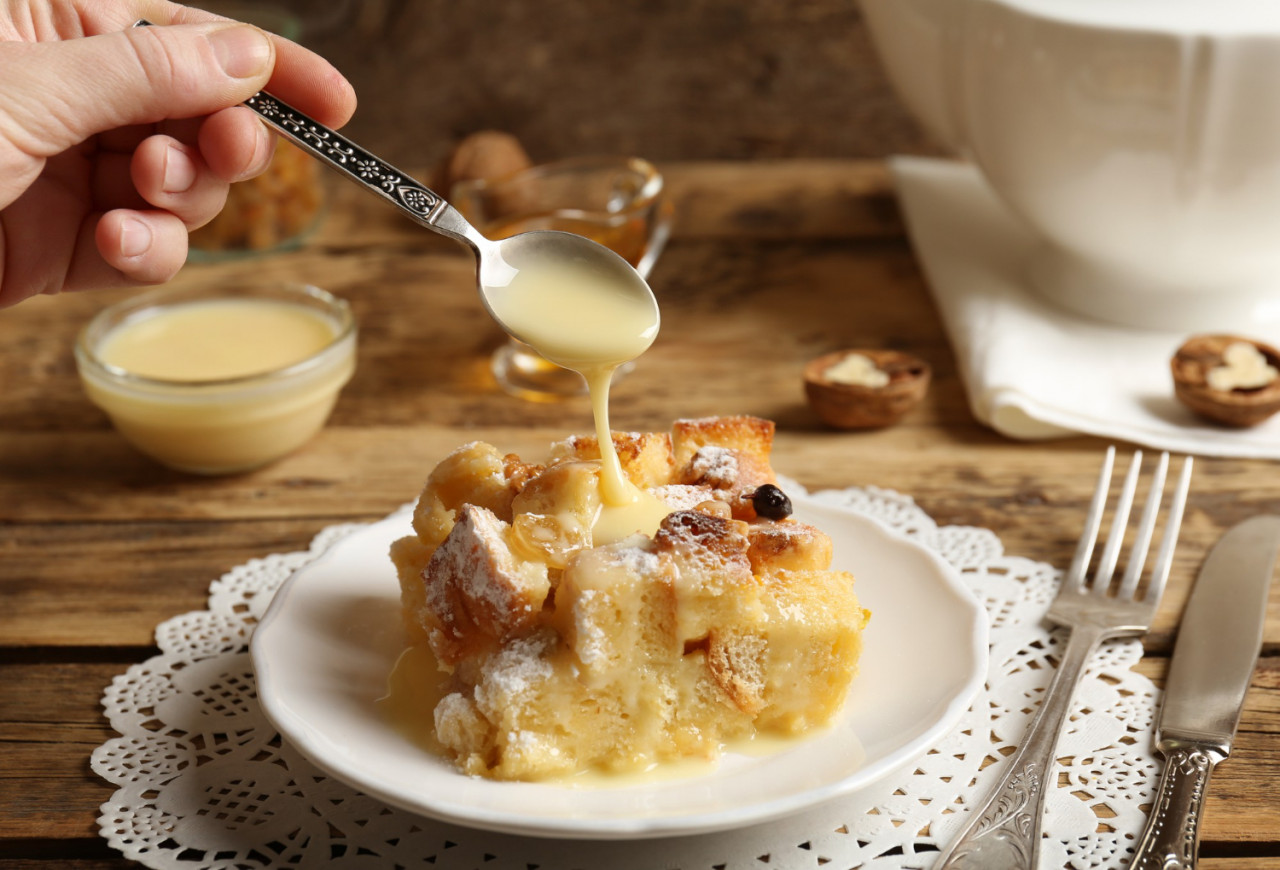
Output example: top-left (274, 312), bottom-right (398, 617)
top-left (75, 281), bottom-right (356, 474)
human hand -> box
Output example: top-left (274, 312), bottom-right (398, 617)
top-left (0, 0), bottom-right (357, 308)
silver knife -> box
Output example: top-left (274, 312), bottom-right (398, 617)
top-left (1130, 515), bottom-right (1280, 870)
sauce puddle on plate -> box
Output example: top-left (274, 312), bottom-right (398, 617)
top-left (378, 644), bottom-right (845, 788)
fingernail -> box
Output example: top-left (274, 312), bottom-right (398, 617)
top-left (120, 217), bottom-right (152, 258)
top-left (163, 145), bottom-right (196, 193)
top-left (243, 122), bottom-right (275, 179)
top-left (208, 24), bottom-right (272, 79)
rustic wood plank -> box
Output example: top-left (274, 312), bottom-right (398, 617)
top-left (3, 428), bottom-right (1278, 649)
top-left (0, 519), bottom-right (342, 647)
top-left (296, 0), bottom-right (936, 166)
top-left (662, 160), bottom-right (900, 239)
top-left (0, 664), bottom-right (118, 841)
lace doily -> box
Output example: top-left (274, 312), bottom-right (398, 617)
top-left (93, 486), bottom-right (1160, 869)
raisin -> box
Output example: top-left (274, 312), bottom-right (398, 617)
top-left (748, 484), bottom-right (793, 520)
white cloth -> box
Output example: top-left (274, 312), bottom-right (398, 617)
top-left (892, 156), bottom-right (1280, 458)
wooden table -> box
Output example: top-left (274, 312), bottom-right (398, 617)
top-left (2, 160), bottom-right (1277, 869)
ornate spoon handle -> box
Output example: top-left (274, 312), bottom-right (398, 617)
top-left (242, 93), bottom-right (452, 228)
top-left (933, 624), bottom-right (1107, 870)
top-left (1129, 741), bottom-right (1221, 870)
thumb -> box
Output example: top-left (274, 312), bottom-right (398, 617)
top-left (2, 22), bottom-right (275, 156)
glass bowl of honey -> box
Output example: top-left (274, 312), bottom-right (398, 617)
top-left (75, 280), bottom-right (356, 474)
top-left (451, 156), bottom-right (671, 401)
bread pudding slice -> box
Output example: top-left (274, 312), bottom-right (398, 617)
top-left (390, 416), bottom-right (870, 780)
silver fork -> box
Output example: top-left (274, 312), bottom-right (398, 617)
top-left (935, 448), bottom-right (1193, 870)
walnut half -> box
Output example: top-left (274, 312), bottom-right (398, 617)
top-left (803, 349), bottom-right (930, 429)
top-left (433, 131), bottom-right (532, 195)
top-left (1171, 334), bottom-right (1280, 427)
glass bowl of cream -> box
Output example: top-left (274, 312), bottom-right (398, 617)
top-left (75, 280), bottom-right (356, 475)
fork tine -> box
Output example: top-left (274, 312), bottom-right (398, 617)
top-left (1064, 446), bottom-right (1115, 593)
top-left (1142, 456), bottom-right (1194, 603)
top-left (1092, 449), bottom-right (1143, 594)
top-left (1117, 452), bottom-right (1169, 599)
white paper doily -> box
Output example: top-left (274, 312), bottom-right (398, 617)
top-left (93, 486), bottom-right (1161, 869)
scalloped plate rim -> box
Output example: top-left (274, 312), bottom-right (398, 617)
top-left (251, 488), bottom-right (989, 839)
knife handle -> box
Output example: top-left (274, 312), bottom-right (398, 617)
top-left (1130, 741), bottom-right (1224, 870)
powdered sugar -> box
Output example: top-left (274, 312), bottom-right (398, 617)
top-left (606, 542), bottom-right (663, 575)
top-left (422, 505), bottom-right (549, 651)
top-left (476, 631), bottom-right (555, 710)
top-left (651, 484), bottom-right (713, 511)
top-left (573, 589), bottom-right (610, 665)
top-left (688, 446), bottom-right (740, 488)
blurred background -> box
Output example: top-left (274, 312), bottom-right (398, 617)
top-left (233, 0), bottom-right (936, 166)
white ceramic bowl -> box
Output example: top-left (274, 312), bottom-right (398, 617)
top-left (862, 0), bottom-right (1280, 331)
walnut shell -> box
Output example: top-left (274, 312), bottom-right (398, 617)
top-left (1171, 334), bottom-right (1280, 427)
top-left (434, 131), bottom-right (532, 193)
top-left (804, 349), bottom-right (930, 429)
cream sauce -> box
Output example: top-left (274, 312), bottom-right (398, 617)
top-left (379, 643), bottom-right (842, 788)
top-left (485, 254), bottom-right (665, 540)
top-left (99, 298), bottom-right (337, 381)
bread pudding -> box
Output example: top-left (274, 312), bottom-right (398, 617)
top-left (389, 415), bottom-right (870, 780)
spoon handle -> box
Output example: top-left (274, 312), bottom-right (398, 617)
top-left (134, 19), bottom-right (483, 249)
top-left (242, 92), bottom-right (452, 232)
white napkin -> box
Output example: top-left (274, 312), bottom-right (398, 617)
top-left (891, 155), bottom-right (1280, 459)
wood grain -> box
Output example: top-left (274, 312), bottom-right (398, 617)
top-left (1, 159), bottom-right (1278, 866)
top-left (1, 659), bottom-right (1274, 843)
top-left (285, 0), bottom-right (939, 166)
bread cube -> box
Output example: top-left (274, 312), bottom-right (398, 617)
top-left (652, 510), bottom-right (762, 642)
top-left (746, 519), bottom-right (834, 574)
top-left (555, 540), bottom-right (679, 682)
top-left (672, 417), bottom-right (777, 518)
top-left (510, 460), bottom-right (600, 569)
top-left (411, 442), bottom-right (541, 549)
top-left (422, 504), bottom-right (550, 665)
top-left (550, 430), bottom-right (675, 488)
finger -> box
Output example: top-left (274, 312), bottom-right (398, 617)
top-left (259, 37), bottom-right (358, 129)
top-left (130, 136), bottom-right (231, 229)
top-left (89, 208), bottom-right (189, 287)
top-left (98, 118), bottom-right (207, 157)
top-left (161, 5), bottom-right (358, 128)
top-left (76, 3), bottom-right (358, 129)
top-left (0, 22), bottom-right (275, 158)
top-left (197, 106), bottom-right (276, 182)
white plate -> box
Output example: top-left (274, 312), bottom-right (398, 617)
top-left (251, 492), bottom-right (988, 839)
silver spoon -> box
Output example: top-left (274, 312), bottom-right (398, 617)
top-left (134, 21), bottom-right (659, 350)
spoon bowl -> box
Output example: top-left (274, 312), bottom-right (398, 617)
top-left (475, 229), bottom-right (660, 370)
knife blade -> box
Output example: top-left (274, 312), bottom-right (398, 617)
top-left (1130, 515), bottom-right (1280, 870)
